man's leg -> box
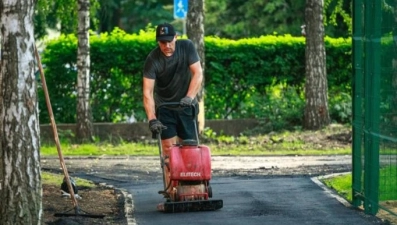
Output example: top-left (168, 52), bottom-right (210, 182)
top-left (157, 108), bottom-right (180, 198)
top-left (161, 137), bottom-right (177, 196)
top-left (177, 105), bottom-right (199, 141)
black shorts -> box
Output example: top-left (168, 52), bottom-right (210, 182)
top-left (157, 104), bottom-right (199, 140)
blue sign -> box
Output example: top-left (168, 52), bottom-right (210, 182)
top-left (174, 0), bottom-right (188, 19)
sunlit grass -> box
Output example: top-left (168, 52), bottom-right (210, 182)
top-left (40, 141), bottom-right (351, 156)
top-left (40, 123), bottom-right (354, 156)
top-left (40, 143), bottom-right (158, 156)
top-left (322, 166), bottom-right (397, 203)
top-left (322, 173), bottom-right (353, 202)
top-left (42, 171), bottom-right (95, 188)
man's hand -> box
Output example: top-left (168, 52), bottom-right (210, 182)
top-left (149, 119), bottom-right (166, 133)
top-left (180, 96), bottom-right (193, 106)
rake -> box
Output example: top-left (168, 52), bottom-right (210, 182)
top-left (35, 45), bottom-right (105, 219)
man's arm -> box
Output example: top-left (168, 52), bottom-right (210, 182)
top-left (143, 77), bottom-right (156, 120)
top-left (185, 61), bottom-right (203, 99)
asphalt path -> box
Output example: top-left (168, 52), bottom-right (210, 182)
top-left (41, 156), bottom-right (385, 225)
top-left (119, 177), bottom-right (381, 225)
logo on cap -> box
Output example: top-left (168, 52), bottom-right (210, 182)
top-left (160, 27), bottom-right (169, 35)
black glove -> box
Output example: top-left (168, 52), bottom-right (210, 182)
top-left (180, 96), bottom-right (193, 106)
top-left (149, 119), bottom-right (166, 134)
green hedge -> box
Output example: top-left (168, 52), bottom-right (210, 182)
top-left (39, 28), bottom-right (352, 124)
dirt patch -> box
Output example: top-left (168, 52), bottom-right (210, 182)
top-left (378, 201), bottom-right (397, 225)
top-left (42, 184), bottom-right (126, 225)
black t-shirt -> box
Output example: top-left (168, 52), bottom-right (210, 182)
top-left (143, 39), bottom-right (200, 105)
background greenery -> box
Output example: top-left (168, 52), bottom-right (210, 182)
top-left (34, 0), bottom-right (351, 40)
top-left (40, 29), bottom-right (352, 129)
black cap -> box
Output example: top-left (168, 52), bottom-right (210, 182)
top-left (156, 23), bottom-right (176, 42)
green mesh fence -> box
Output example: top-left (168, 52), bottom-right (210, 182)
top-left (352, 0), bottom-right (397, 217)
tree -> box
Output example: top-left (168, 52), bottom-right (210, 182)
top-left (33, 0), bottom-right (100, 39)
top-left (0, 0), bottom-right (42, 224)
top-left (186, 0), bottom-right (205, 133)
top-left (96, 0), bottom-right (122, 33)
top-left (99, 0), bottom-right (172, 34)
top-left (324, 0), bottom-right (352, 37)
top-left (33, 0), bottom-right (352, 40)
top-left (205, 0), bottom-right (306, 39)
top-left (76, 0), bottom-right (93, 142)
top-left (303, 0), bottom-right (330, 129)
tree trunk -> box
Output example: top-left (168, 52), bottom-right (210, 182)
top-left (76, 0), bottom-right (93, 142)
top-left (303, 0), bottom-right (330, 130)
top-left (186, 0), bottom-right (205, 133)
top-left (0, 1), bottom-right (42, 224)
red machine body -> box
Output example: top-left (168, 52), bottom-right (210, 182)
top-left (155, 102), bottom-right (223, 212)
top-left (169, 144), bottom-right (211, 181)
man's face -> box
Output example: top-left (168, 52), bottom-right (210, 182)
top-left (158, 36), bottom-right (176, 57)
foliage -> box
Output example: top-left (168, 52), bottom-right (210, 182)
top-left (96, 0), bottom-right (172, 34)
top-left (205, 0), bottom-right (306, 39)
top-left (324, 0), bottom-right (352, 37)
top-left (204, 0), bottom-right (351, 39)
top-left (329, 91), bottom-right (352, 124)
top-left (34, 0), bottom-right (352, 40)
top-left (252, 84), bottom-right (305, 132)
top-left (204, 35), bottom-right (351, 120)
top-left (39, 34), bottom-right (78, 123)
top-left (40, 28), bottom-right (155, 123)
top-left (40, 30), bottom-right (352, 125)
top-left (34, 0), bottom-right (100, 38)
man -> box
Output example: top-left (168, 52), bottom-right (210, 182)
top-left (142, 23), bottom-right (203, 191)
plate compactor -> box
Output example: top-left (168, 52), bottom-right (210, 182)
top-left (155, 103), bottom-right (223, 213)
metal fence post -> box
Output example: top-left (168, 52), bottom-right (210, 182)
top-left (352, 0), bottom-right (364, 208)
top-left (363, 0), bottom-right (380, 215)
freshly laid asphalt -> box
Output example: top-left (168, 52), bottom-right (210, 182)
top-left (122, 177), bottom-right (382, 225)
top-left (41, 156), bottom-right (386, 225)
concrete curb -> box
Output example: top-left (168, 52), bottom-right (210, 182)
top-left (120, 189), bottom-right (136, 225)
top-left (99, 183), bottom-right (136, 225)
top-left (311, 172), bottom-right (352, 208)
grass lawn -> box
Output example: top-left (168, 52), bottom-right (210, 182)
top-left (321, 166), bottom-right (397, 203)
top-left (40, 123), bottom-right (353, 157)
top-left (40, 141), bottom-right (351, 156)
top-left (42, 171), bottom-right (95, 188)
